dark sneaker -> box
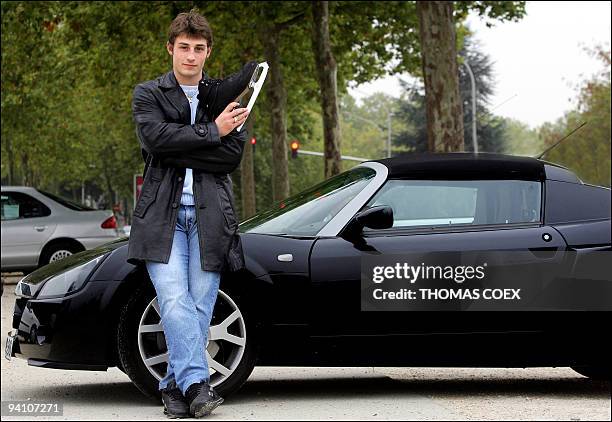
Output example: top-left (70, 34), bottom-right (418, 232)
top-left (161, 381), bottom-right (190, 419)
top-left (198, 61), bottom-right (259, 121)
top-left (185, 381), bottom-right (224, 418)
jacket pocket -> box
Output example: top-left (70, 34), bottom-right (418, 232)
top-left (133, 176), bottom-right (161, 218)
top-left (216, 184), bottom-right (238, 230)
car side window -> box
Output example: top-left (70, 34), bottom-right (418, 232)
top-left (365, 180), bottom-right (541, 230)
top-left (1, 192), bottom-right (51, 220)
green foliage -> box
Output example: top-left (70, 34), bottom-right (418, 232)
top-left (454, 1), bottom-right (526, 27)
top-left (340, 92), bottom-right (407, 158)
top-left (392, 32), bottom-right (509, 154)
top-left (1, 0), bottom-right (532, 220)
top-left (540, 45), bottom-right (611, 187)
top-left (1, 1), bottom-right (171, 203)
top-left (503, 118), bottom-right (543, 156)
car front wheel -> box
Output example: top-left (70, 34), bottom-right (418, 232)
top-left (117, 282), bottom-right (259, 400)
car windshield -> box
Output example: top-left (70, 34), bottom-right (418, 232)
top-left (240, 166), bottom-right (376, 236)
top-left (38, 190), bottom-right (96, 211)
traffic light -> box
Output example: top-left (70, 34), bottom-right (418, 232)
top-left (290, 140), bottom-right (299, 159)
top-left (250, 137), bottom-right (256, 154)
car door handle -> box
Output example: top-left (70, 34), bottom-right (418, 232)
top-left (34, 226), bottom-right (47, 232)
top-left (528, 247), bottom-right (560, 259)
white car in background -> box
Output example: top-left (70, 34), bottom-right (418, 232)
top-left (1, 186), bottom-right (122, 274)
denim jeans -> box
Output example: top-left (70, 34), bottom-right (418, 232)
top-left (145, 204), bottom-right (221, 395)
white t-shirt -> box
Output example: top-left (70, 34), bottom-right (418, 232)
top-left (179, 84), bottom-right (199, 205)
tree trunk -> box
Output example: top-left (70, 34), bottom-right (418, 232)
top-left (102, 150), bottom-right (115, 211)
top-left (417, 1), bottom-right (464, 152)
top-left (20, 152), bottom-right (29, 186)
top-left (262, 28), bottom-right (290, 201)
top-left (311, 1), bottom-right (342, 178)
top-left (6, 137), bottom-right (15, 185)
top-left (241, 113), bottom-right (257, 218)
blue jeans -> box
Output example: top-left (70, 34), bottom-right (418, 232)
top-left (145, 204), bottom-right (221, 395)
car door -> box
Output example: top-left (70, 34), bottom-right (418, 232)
top-left (1, 191), bottom-right (55, 271)
top-left (309, 178), bottom-right (567, 337)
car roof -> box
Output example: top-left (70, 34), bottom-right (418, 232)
top-left (368, 152), bottom-right (548, 181)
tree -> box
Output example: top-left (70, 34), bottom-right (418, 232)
top-left (340, 92), bottom-right (406, 158)
top-left (311, 1), bottom-right (341, 178)
top-left (393, 33), bottom-right (509, 154)
top-left (253, 2), bottom-right (309, 202)
top-left (458, 34), bottom-right (507, 153)
top-left (1, 1), bottom-right (77, 187)
top-left (392, 81), bottom-right (429, 153)
top-left (241, 114), bottom-right (257, 218)
top-left (193, 1), bottom-right (262, 217)
top-left (261, 19), bottom-right (292, 202)
top-left (310, 1), bottom-right (422, 175)
top-left (417, 1), bottom-right (464, 152)
top-left (503, 118), bottom-right (542, 156)
top-left (204, 1), bottom-right (324, 208)
top-left (540, 45), bottom-right (611, 187)
top-left (415, 1), bottom-right (526, 152)
top-left (1, 1), bottom-right (529, 220)
top-left (313, 1), bottom-right (423, 176)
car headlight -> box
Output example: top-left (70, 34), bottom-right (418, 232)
top-left (16, 251), bottom-right (110, 299)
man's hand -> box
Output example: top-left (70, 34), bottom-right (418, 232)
top-left (215, 102), bottom-right (249, 137)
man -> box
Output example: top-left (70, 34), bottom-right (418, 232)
top-left (127, 9), bottom-right (253, 419)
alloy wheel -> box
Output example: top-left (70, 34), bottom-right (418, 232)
top-left (136, 289), bottom-right (247, 388)
top-left (49, 250), bottom-right (73, 262)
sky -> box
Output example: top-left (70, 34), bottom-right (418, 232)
top-left (347, 1), bottom-right (611, 129)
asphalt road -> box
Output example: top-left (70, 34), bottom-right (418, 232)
top-left (1, 274), bottom-right (610, 420)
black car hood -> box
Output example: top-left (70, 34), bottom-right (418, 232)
top-left (20, 239), bottom-right (126, 287)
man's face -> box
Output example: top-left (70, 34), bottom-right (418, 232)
top-left (166, 34), bottom-right (211, 84)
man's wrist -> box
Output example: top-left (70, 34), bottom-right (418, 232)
top-left (208, 121), bottom-right (222, 144)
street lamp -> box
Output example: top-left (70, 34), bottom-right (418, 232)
top-left (460, 58), bottom-right (478, 153)
top-left (386, 111), bottom-right (393, 158)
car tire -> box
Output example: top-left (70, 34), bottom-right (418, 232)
top-left (117, 282), bottom-right (260, 401)
top-left (571, 365), bottom-right (612, 381)
top-left (39, 241), bottom-right (83, 267)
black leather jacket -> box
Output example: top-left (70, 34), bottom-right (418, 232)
top-left (126, 70), bottom-right (247, 272)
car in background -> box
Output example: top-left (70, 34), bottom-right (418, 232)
top-left (1, 186), bottom-right (121, 274)
top-left (4, 153), bottom-right (611, 402)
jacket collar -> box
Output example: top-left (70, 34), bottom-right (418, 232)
top-left (158, 71), bottom-right (210, 123)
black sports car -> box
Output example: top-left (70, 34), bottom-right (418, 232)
top-left (5, 153), bottom-right (612, 400)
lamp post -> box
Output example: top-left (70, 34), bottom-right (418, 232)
top-left (461, 59), bottom-right (478, 153)
top-left (387, 111), bottom-right (392, 158)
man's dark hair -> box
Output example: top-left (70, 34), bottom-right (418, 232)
top-left (168, 8), bottom-right (213, 48)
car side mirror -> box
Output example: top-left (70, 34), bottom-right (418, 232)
top-left (342, 205), bottom-right (394, 238)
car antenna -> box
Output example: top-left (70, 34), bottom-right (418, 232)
top-left (536, 121), bottom-right (587, 159)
